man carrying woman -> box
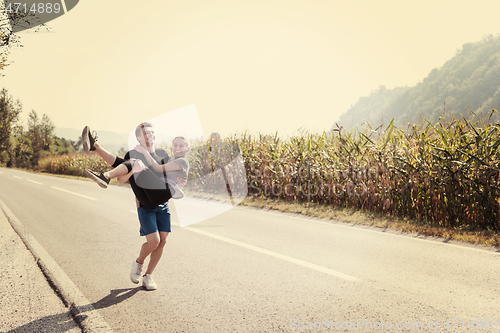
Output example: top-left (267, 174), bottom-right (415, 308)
top-left (82, 122), bottom-right (188, 290)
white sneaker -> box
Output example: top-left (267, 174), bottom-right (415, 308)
top-left (142, 274), bottom-right (157, 290)
top-left (130, 260), bottom-right (143, 284)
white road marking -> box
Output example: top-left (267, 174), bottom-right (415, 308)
top-left (13, 176), bottom-right (23, 179)
top-left (185, 227), bottom-right (362, 282)
top-left (51, 187), bottom-right (98, 201)
top-left (27, 179), bottom-right (43, 185)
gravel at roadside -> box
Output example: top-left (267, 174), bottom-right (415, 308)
top-left (0, 208), bottom-right (82, 333)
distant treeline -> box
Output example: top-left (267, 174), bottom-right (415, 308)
top-left (338, 34), bottom-right (500, 129)
top-left (0, 88), bottom-right (80, 168)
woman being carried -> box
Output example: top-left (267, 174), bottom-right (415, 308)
top-left (85, 136), bottom-right (190, 207)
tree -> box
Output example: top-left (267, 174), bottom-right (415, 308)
top-left (40, 113), bottom-right (55, 149)
top-left (70, 137), bottom-right (83, 152)
top-left (0, 2), bottom-right (50, 72)
top-left (26, 110), bottom-right (54, 167)
top-left (51, 136), bottom-right (76, 155)
top-left (0, 88), bottom-right (22, 166)
top-left (12, 134), bottom-right (32, 168)
top-left (0, 2), bottom-right (22, 71)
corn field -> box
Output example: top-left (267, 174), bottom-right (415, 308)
top-left (38, 152), bottom-right (112, 177)
top-left (231, 110), bottom-right (500, 232)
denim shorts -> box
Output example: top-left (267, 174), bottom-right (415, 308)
top-left (137, 202), bottom-right (171, 236)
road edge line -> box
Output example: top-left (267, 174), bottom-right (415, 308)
top-left (0, 198), bottom-right (113, 333)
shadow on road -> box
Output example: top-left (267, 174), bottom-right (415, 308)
top-left (7, 287), bottom-right (143, 333)
top-left (90, 287), bottom-right (143, 310)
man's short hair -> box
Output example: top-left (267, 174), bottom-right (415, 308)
top-left (135, 122), bottom-right (154, 139)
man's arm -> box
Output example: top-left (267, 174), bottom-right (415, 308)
top-left (116, 159), bottom-right (147, 183)
top-left (134, 145), bottom-right (182, 172)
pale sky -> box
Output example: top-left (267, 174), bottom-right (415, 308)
top-left (2, 0), bottom-right (500, 138)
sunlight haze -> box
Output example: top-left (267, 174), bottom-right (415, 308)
top-left (2, 0), bottom-right (500, 138)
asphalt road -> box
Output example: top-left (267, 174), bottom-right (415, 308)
top-left (1, 167), bottom-right (499, 332)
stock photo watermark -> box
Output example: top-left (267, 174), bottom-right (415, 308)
top-left (289, 318), bottom-right (499, 330)
top-left (247, 162), bottom-right (393, 199)
top-left (2, 0), bottom-right (79, 33)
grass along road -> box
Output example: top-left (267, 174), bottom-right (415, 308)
top-left (239, 196), bottom-right (500, 248)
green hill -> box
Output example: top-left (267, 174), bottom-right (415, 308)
top-left (337, 35), bottom-right (500, 129)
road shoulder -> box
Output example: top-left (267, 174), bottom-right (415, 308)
top-left (0, 207), bottom-right (82, 333)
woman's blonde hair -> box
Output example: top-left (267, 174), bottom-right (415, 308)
top-left (172, 136), bottom-right (190, 146)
